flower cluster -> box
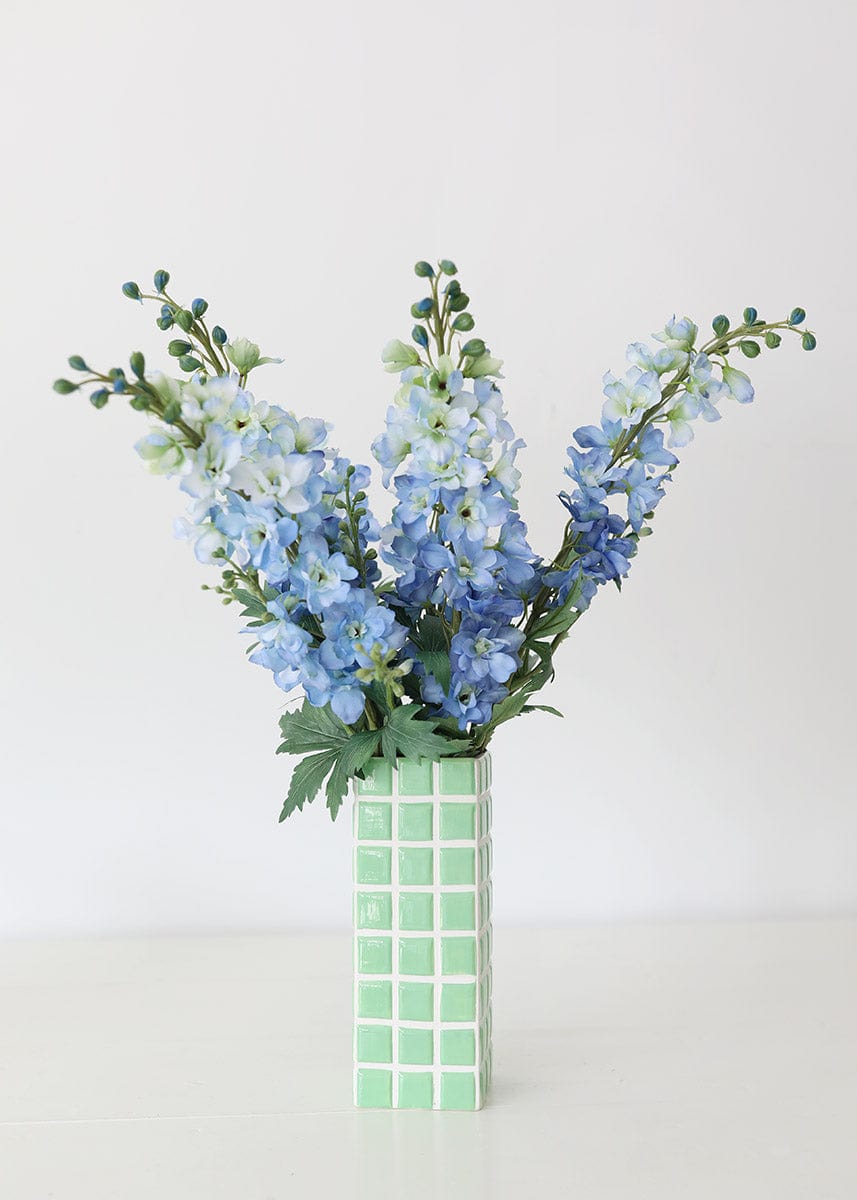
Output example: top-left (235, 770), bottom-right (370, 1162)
top-left (373, 356), bottom-right (539, 728)
top-left (136, 371), bottom-right (406, 725)
top-left (550, 312), bottom-right (783, 614)
top-left (56, 266), bottom-right (816, 819)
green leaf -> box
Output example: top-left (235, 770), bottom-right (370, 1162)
top-left (279, 750), bottom-right (339, 821)
top-left (380, 705), bottom-right (450, 765)
top-left (278, 700), bottom-right (350, 755)
top-left (409, 615), bottom-right (452, 692)
top-left (527, 602), bottom-right (582, 641)
top-left (233, 588), bottom-right (268, 618)
top-left (521, 704), bottom-right (564, 718)
top-left (325, 730), bottom-right (381, 819)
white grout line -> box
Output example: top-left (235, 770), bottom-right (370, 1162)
top-left (391, 761), bottom-right (400, 1107)
top-left (432, 758), bottom-right (442, 1109)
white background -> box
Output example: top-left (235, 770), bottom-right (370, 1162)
top-left (1, 0), bottom-right (854, 938)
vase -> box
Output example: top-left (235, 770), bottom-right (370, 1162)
top-left (352, 753), bottom-right (493, 1110)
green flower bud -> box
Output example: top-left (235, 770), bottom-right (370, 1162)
top-left (191, 297), bottom-right (208, 318)
top-left (53, 378), bottom-right (79, 394)
top-left (739, 339), bottom-right (760, 358)
top-left (415, 297), bottom-right (434, 316)
top-left (461, 338), bottom-right (486, 357)
top-left (90, 388), bottom-right (109, 409)
top-left (414, 261), bottom-right (434, 278)
top-left (226, 336), bottom-right (260, 373)
top-left (452, 312), bottom-right (475, 331)
top-left (801, 331), bottom-right (817, 351)
top-left (168, 339), bottom-right (193, 357)
top-left (379, 338), bottom-right (415, 374)
top-left (438, 258), bottom-right (458, 276)
top-left (179, 355), bottom-right (204, 372)
top-left (212, 325), bottom-right (227, 345)
top-left (765, 331), bottom-right (782, 348)
top-left (789, 307), bottom-right (806, 326)
top-left (129, 350), bottom-right (145, 378)
top-left (711, 315), bottom-right (729, 337)
top-left (129, 395), bottom-right (150, 411)
top-left (153, 269), bottom-right (170, 293)
top-left (162, 399), bottom-right (182, 423)
top-left (122, 281), bottom-right (142, 301)
top-left (463, 352), bottom-right (503, 378)
top-left (156, 316), bottom-right (173, 331)
top-left (412, 325), bottom-right (429, 349)
top-left (743, 307), bottom-right (757, 324)
top-left (444, 279), bottom-right (462, 298)
top-left (448, 292), bottom-right (469, 312)
top-left (67, 355), bottom-right (89, 372)
top-left (174, 309), bottom-right (194, 332)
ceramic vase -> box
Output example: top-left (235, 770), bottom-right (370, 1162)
top-left (352, 754), bottom-right (493, 1109)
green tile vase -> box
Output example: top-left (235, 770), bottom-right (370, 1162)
top-left (352, 754), bottom-right (493, 1110)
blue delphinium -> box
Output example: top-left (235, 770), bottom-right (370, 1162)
top-left (372, 352), bottom-right (538, 728)
top-left (58, 265), bottom-right (816, 818)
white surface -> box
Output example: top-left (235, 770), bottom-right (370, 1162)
top-left (1, 922), bottom-right (856, 1198)
top-left (2, 0), bottom-right (857, 937)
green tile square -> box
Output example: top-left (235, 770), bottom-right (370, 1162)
top-left (440, 1029), bottom-right (476, 1066)
top-left (438, 758), bottom-right (476, 795)
top-left (355, 1068), bottom-right (392, 1107)
top-left (356, 1023), bottom-right (392, 1064)
top-left (399, 892), bottom-right (433, 931)
top-left (439, 802), bottom-right (476, 840)
top-left (356, 846), bottom-right (392, 885)
top-left (357, 980), bottom-right (392, 1019)
top-left (399, 847), bottom-right (433, 885)
top-left (440, 892), bottom-right (475, 931)
top-left (439, 847), bottom-right (475, 885)
top-left (440, 982), bottom-right (476, 1022)
top-left (441, 936), bottom-right (476, 976)
top-left (397, 1071), bottom-right (433, 1109)
top-left (356, 760), bottom-right (393, 795)
top-left (398, 1027), bottom-right (433, 1065)
top-left (357, 801), bottom-right (392, 841)
top-left (398, 802), bottom-right (433, 842)
top-left (398, 981), bottom-right (433, 1021)
top-left (398, 759), bottom-right (434, 795)
top-left (355, 891), bottom-right (392, 930)
top-left (399, 936), bottom-right (434, 976)
top-left (440, 1071), bottom-right (476, 1110)
top-left (357, 936), bottom-right (392, 974)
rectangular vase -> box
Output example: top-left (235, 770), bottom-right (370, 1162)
top-left (352, 754), bottom-right (493, 1110)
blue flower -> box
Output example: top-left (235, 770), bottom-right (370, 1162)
top-left (215, 496), bottom-right (297, 582)
top-left (291, 534), bottom-right (359, 613)
top-left (721, 364), bottom-right (755, 405)
top-left (450, 618), bottom-right (524, 685)
top-left (601, 367), bottom-right (661, 428)
top-left (614, 460), bottom-right (668, 532)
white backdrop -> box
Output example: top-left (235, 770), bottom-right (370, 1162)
top-left (1, 0), bottom-right (854, 937)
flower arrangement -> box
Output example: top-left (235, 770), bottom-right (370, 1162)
top-left (56, 261), bottom-right (816, 820)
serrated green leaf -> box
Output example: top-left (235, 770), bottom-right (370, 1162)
top-left (325, 730), bottom-right (381, 820)
top-left (380, 705), bottom-right (451, 764)
top-left (278, 700), bottom-right (350, 755)
top-left (279, 750), bottom-right (339, 821)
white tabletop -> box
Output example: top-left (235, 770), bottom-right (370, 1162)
top-left (1, 921), bottom-right (855, 1199)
